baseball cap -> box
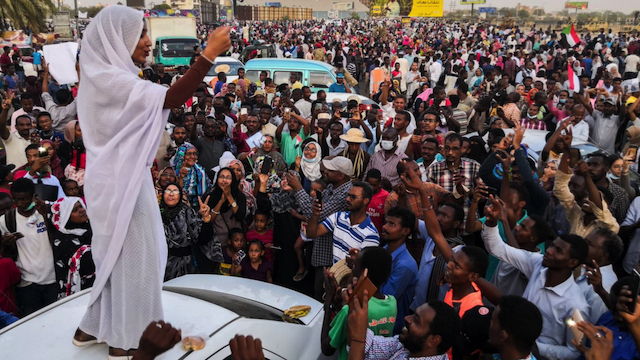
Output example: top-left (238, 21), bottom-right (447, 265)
top-left (336, 73), bottom-right (345, 79)
top-left (317, 113), bottom-right (331, 120)
top-left (0, 164), bottom-right (15, 180)
top-left (603, 97), bottom-right (616, 105)
top-left (252, 89), bottom-right (265, 97)
top-left (322, 156), bottom-right (353, 177)
top-left (332, 98), bottom-right (342, 104)
top-left (456, 305), bottom-right (494, 355)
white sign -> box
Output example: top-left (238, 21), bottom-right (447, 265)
top-left (43, 43), bottom-right (79, 84)
top-left (328, 10), bottom-right (339, 19)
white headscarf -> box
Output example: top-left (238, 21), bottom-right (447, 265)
top-left (78, 5), bottom-right (169, 305)
top-left (301, 140), bottom-right (322, 181)
top-left (51, 196), bottom-right (88, 236)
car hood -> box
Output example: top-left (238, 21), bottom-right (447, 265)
top-left (0, 288), bottom-right (239, 359)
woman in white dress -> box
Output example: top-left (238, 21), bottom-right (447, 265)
top-left (71, 6), bottom-right (229, 359)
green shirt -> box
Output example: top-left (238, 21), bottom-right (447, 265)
top-left (329, 295), bottom-right (397, 360)
top-left (278, 130), bottom-right (307, 166)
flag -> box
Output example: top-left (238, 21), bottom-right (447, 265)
top-left (568, 62), bottom-right (580, 93)
top-left (78, 11), bottom-right (88, 19)
top-left (561, 24), bottom-right (580, 48)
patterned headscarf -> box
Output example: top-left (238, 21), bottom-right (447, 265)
top-left (172, 143), bottom-right (209, 206)
top-left (172, 143), bottom-right (195, 171)
top-left (51, 197), bottom-right (88, 236)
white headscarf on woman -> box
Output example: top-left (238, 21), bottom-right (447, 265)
top-left (301, 140), bottom-right (322, 181)
top-left (77, 5), bottom-right (169, 350)
top-left (51, 196), bottom-right (88, 236)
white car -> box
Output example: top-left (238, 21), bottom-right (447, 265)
top-left (0, 275), bottom-right (336, 360)
top-left (310, 92), bottom-right (378, 109)
top-left (203, 57), bottom-right (244, 86)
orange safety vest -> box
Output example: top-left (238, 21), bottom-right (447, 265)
top-left (370, 68), bottom-right (385, 95)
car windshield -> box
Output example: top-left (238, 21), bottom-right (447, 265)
top-left (160, 39), bottom-right (199, 58)
top-left (207, 62), bottom-right (243, 76)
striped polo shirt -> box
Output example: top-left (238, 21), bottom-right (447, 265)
top-left (322, 211), bottom-right (380, 264)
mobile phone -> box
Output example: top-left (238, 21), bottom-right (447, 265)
top-left (396, 161), bottom-right (406, 176)
top-left (235, 249), bottom-right (246, 265)
top-left (284, 107), bottom-right (291, 120)
top-left (413, 129), bottom-right (422, 136)
top-left (566, 308), bottom-right (586, 345)
top-left (627, 145), bottom-right (639, 160)
top-left (569, 148), bottom-right (582, 167)
top-left (495, 150), bottom-right (508, 160)
top-left (240, 108), bottom-right (248, 116)
top-left (627, 269), bottom-right (640, 314)
top-left (269, 245), bottom-right (282, 250)
top-left (261, 156), bottom-right (273, 174)
top-left (348, 276), bottom-right (378, 308)
top-left (340, 110), bottom-right (350, 118)
top-left (359, 104), bottom-right (370, 112)
top-left (38, 146), bottom-right (48, 157)
top-left (377, 109), bottom-right (383, 116)
top-left (486, 186), bottom-right (498, 196)
top-left (316, 191), bottom-right (323, 204)
top-left (197, 110), bottom-right (206, 117)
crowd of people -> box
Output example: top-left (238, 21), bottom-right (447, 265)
top-left (2, 9), bottom-right (640, 360)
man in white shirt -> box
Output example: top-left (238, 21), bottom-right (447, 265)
top-left (405, 62), bottom-right (421, 96)
top-left (569, 105), bottom-right (590, 143)
top-left (574, 228), bottom-right (622, 323)
top-left (482, 199), bottom-right (591, 360)
top-left (624, 51), bottom-right (640, 80)
top-left (41, 79), bottom-right (78, 133)
top-left (429, 55), bottom-right (443, 88)
top-left (1, 101), bottom-right (31, 168)
top-left (294, 86), bottom-right (313, 119)
top-left (10, 93), bottom-right (44, 131)
top-left (0, 178), bottom-right (56, 316)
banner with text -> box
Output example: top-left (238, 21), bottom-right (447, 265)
top-left (408, 0), bottom-right (444, 17)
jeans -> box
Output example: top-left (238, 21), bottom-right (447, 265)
top-left (15, 283), bottom-right (58, 317)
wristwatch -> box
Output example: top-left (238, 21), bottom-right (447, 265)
top-left (231, 201), bottom-right (237, 208)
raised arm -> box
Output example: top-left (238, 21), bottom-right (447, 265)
top-left (164, 28), bottom-right (230, 109)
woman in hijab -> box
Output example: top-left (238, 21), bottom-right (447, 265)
top-left (294, 139), bottom-right (322, 191)
top-left (73, 6), bottom-right (230, 356)
top-left (208, 167), bottom-right (248, 247)
top-left (45, 197), bottom-right (94, 299)
top-left (470, 67), bottom-right (484, 92)
top-left (591, 56), bottom-right (603, 80)
top-left (173, 143), bottom-right (211, 208)
top-left (160, 182), bottom-right (223, 279)
top-left (228, 159), bottom-right (257, 225)
top-left (155, 166), bottom-right (189, 206)
top-left (41, 140), bottom-right (65, 180)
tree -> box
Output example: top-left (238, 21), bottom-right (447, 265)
top-left (0, 0), bottom-right (55, 32)
top-left (350, 12), bottom-right (360, 19)
top-left (519, 10), bottom-right (530, 19)
top-left (152, 3), bottom-right (171, 10)
top-left (79, 6), bottom-right (104, 18)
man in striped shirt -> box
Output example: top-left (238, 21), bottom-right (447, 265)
top-left (307, 181), bottom-right (380, 264)
top-left (519, 103), bottom-right (547, 130)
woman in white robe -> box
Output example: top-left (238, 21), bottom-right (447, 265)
top-left (72, 6), bottom-right (230, 358)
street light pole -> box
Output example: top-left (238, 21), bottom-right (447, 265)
top-left (74, 0), bottom-right (78, 40)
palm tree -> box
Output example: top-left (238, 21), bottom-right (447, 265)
top-left (0, 0), bottom-right (56, 32)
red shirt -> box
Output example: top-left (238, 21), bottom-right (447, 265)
top-left (367, 189), bottom-right (389, 234)
top-left (0, 257), bottom-right (21, 314)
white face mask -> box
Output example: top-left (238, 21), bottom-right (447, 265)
top-left (381, 140), bottom-right (395, 151)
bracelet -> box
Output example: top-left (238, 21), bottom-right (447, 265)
top-left (351, 339), bottom-right (366, 344)
top-left (200, 53), bottom-right (215, 64)
top-left (422, 206), bottom-right (434, 212)
top-left (211, 210), bottom-right (220, 215)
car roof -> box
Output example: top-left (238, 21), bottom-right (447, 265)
top-left (0, 275), bottom-right (322, 360)
top-left (213, 56), bottom-right (243, 65)
top-left (245, 58), bottom-right (334, 72)
top-left (310, 93), bottom-right (377, 105)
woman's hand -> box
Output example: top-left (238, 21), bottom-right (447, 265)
top-left (179, 165), bottom-right (189, 179)
top-left (198, 195), bottom-right (211, 222)
top-left (202, 27), bottom-right (232, 61)
top-left (1, 92), bottom-right (14, 110)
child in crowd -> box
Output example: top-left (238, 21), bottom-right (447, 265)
top-left (246, 210), bottom-right (274, 265)
top-left (220, 228), bottom-right (245, 276)
top-left (239, 240), bottom-right (272, 283)
top-left (293, 178), bottom-right (327, 282)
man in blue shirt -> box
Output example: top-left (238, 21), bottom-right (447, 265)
top-left (328, 72), bottom-right (351, 94)
top-left (380, 206), bottom-right (418, 335)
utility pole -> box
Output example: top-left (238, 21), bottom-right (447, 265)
top-left (74, 0), bottom-right (79, 40)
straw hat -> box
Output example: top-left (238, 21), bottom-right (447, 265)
top-left (340, 128), bottom-right (369, 144)
top-left (214, 64), bottom-right (230, 73)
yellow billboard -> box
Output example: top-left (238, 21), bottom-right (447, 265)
top-left (372, 5), bottom-right (382, 14)
top-left (408, 0), bottom-right (443, 17)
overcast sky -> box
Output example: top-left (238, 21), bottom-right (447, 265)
top-left (68, 0), bottom-right (637, 13)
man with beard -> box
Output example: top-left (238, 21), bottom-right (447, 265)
top-left (306, 180), bottom-right (379, 264)
top-left (347, 295), bottom-right (461, 360)
top-left (379, 206), bottom-right (418, 335)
